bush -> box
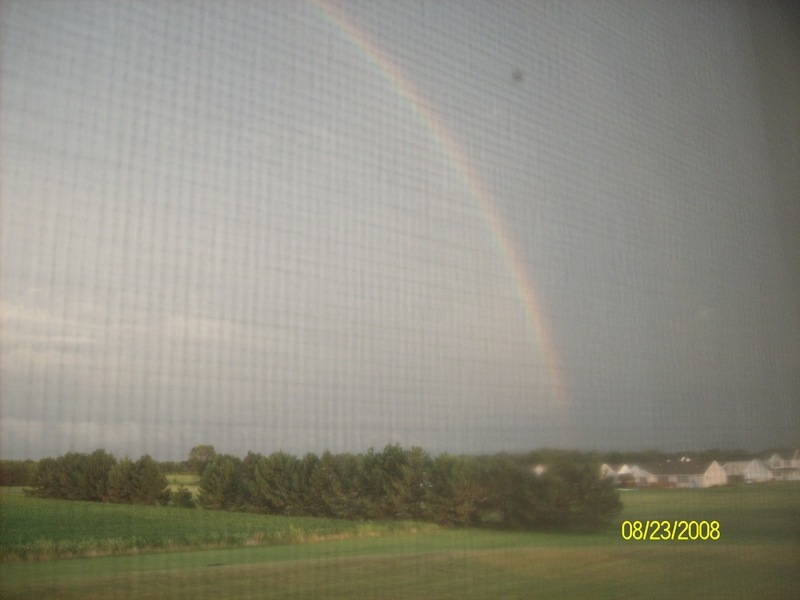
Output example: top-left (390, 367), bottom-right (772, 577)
top-left (172, 486), bottom-right (196, 508)
top-left (157, 488), bottom-right (173, 506)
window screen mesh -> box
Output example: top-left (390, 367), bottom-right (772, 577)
top-left (2, 2), bottom-right (800, 597)
top-left (2, 1), bottom-right (798, 462)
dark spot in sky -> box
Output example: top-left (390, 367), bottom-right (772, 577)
top-left (512, 68), bottom-right (523, 82)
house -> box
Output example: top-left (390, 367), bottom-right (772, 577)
top-left (722, 459), bottom-right (773, 483)
top-left (646, 459), bottom-right (727, 488)
top-left (600, 463), bottom-right (617, 479)
top-left (628, 465), bottom-right (656, 487)
top-left (600, 464), bottom-right (655, 487)
top-left (600, 464), bottom-right (633, 486)
top-left (766, 450), bottom-right (800, 481)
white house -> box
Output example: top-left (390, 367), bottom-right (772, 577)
top-left (600, 463), bottom-right (618, 479)
top-left (628, 465), bottom-right (656, 486)
top-left (600, 464), bottom-right (655, 487)
top-left (766, 450), bottom-right (800, 481)
top-left (723, 459), bottom-right (773, 483)
top-left (647, 459), bottom-right (727, 488)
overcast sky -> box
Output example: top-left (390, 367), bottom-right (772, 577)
top-left (2, 1), bottom-right (798, 460)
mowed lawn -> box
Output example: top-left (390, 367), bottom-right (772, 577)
top-left (1, 484), bottom-right (798, 599)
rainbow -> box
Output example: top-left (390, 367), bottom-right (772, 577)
top-left (313, 1), bottom-right (567, 409)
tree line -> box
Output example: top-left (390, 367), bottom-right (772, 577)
top-left (21, 450), bottom-right (194, 507)
top-left (12, 445), bottom-right (621, 531)
top-left (0, 459), bottom-right (38, 486)
top-left (195, 445), bottom-right (621, 531)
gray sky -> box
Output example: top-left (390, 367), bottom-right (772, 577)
top-left (2, 1), bottom-right (798, 460)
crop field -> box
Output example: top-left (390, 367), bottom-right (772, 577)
top-left (0, 487), bottom-right (435, 561)
top-left (1, 484), bottom-right (798, 599)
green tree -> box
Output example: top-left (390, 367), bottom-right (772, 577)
top-left (56, 452), bottom-right (90, 500)
top-left (29, 452), bottom-right (102, 501)
top-left (131, 455), bottom-right (168, 504)
top-left (354, 448), bottom-right (383, 517)
top-left (28, 457), bottom-right (59, 498)
top-left (246, 451), bottom-right (304, 515)
top-left (106, 457), bottom-right (137, 503)
top-left (295, 452), bottom-right (321, 512)
top-left (171, 486), bottom-right (196, 508)
top-left (364, 444), bottom-right (431, 520)
top-left (474, 454), bottom-right (518, 526)
top-left (425, 454), bottom-right (486, 526)
top-left (386, 445), bottom-right (431, 520)
top-left (198, 454), bottom-right (244, 510)
top-left (188, 445), bottom-right (217, 476)
top-left (83, 449), bottom-right (117, 501)
top-left (158, 488), bottom-right (173, 506)
top-left (0, 459), bottom-right (38, 486)
top-left (542, 453), bottom-right (622, 531)
top-left (335, 455), bottom-right (358, 519)
top-left (307, 451), bottom-right (348, 518)
top-left (104, 455), bottom-right (167, 505)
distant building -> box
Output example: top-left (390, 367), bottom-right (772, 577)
top-left (766, 450), bottom-right (800, 481)
top-left (627, 465), bottom-right (656, 487)
top-left (723, 459), bottom-right (773, 483)
top-left (600, 463), bottom-right (617, 479)
top-left (600, 463), bottom-right (655, 487)
top-left (645, 459), bottom-right (727, 488)
top-left (593, 450), bottom-right (800, 490)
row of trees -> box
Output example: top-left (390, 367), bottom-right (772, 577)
top-left (15, 445), bottom-right (621, 530)
top-left (26, 450), bottom-right (170, 505)
top-left (197, 445), bottom-right (621, 531)
top-left (0, 459), bottom-right (38, 486)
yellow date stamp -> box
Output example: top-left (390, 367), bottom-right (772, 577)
top-left (621, 520), bottom-right (720, 541)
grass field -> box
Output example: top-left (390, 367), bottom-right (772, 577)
top-left (165, 474), bottom-right (200, 486)
top-left (0, 487), bottom-right (435, 561)
top-left (1, 484), bottom-right (798, 599)
top-left (165, 473), bottom-right (200, 498)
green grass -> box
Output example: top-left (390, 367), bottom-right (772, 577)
top-left (165, 474), bottom-right (200, 486)
top-left (166, 473), bottom-right (199, 494)
top-left (165, 473), bottom-right (200, 497)
top-left (0, 489), bottom-right (437, 561)
top-left (1, 484), bottom-right (798, 599)
top-left (618, 483), bottom-right (800, 543)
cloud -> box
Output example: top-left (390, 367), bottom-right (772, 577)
top-left (163, 313), bottom-right (252, 345)
top-left (0, 417), bottom-right (146, 459)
